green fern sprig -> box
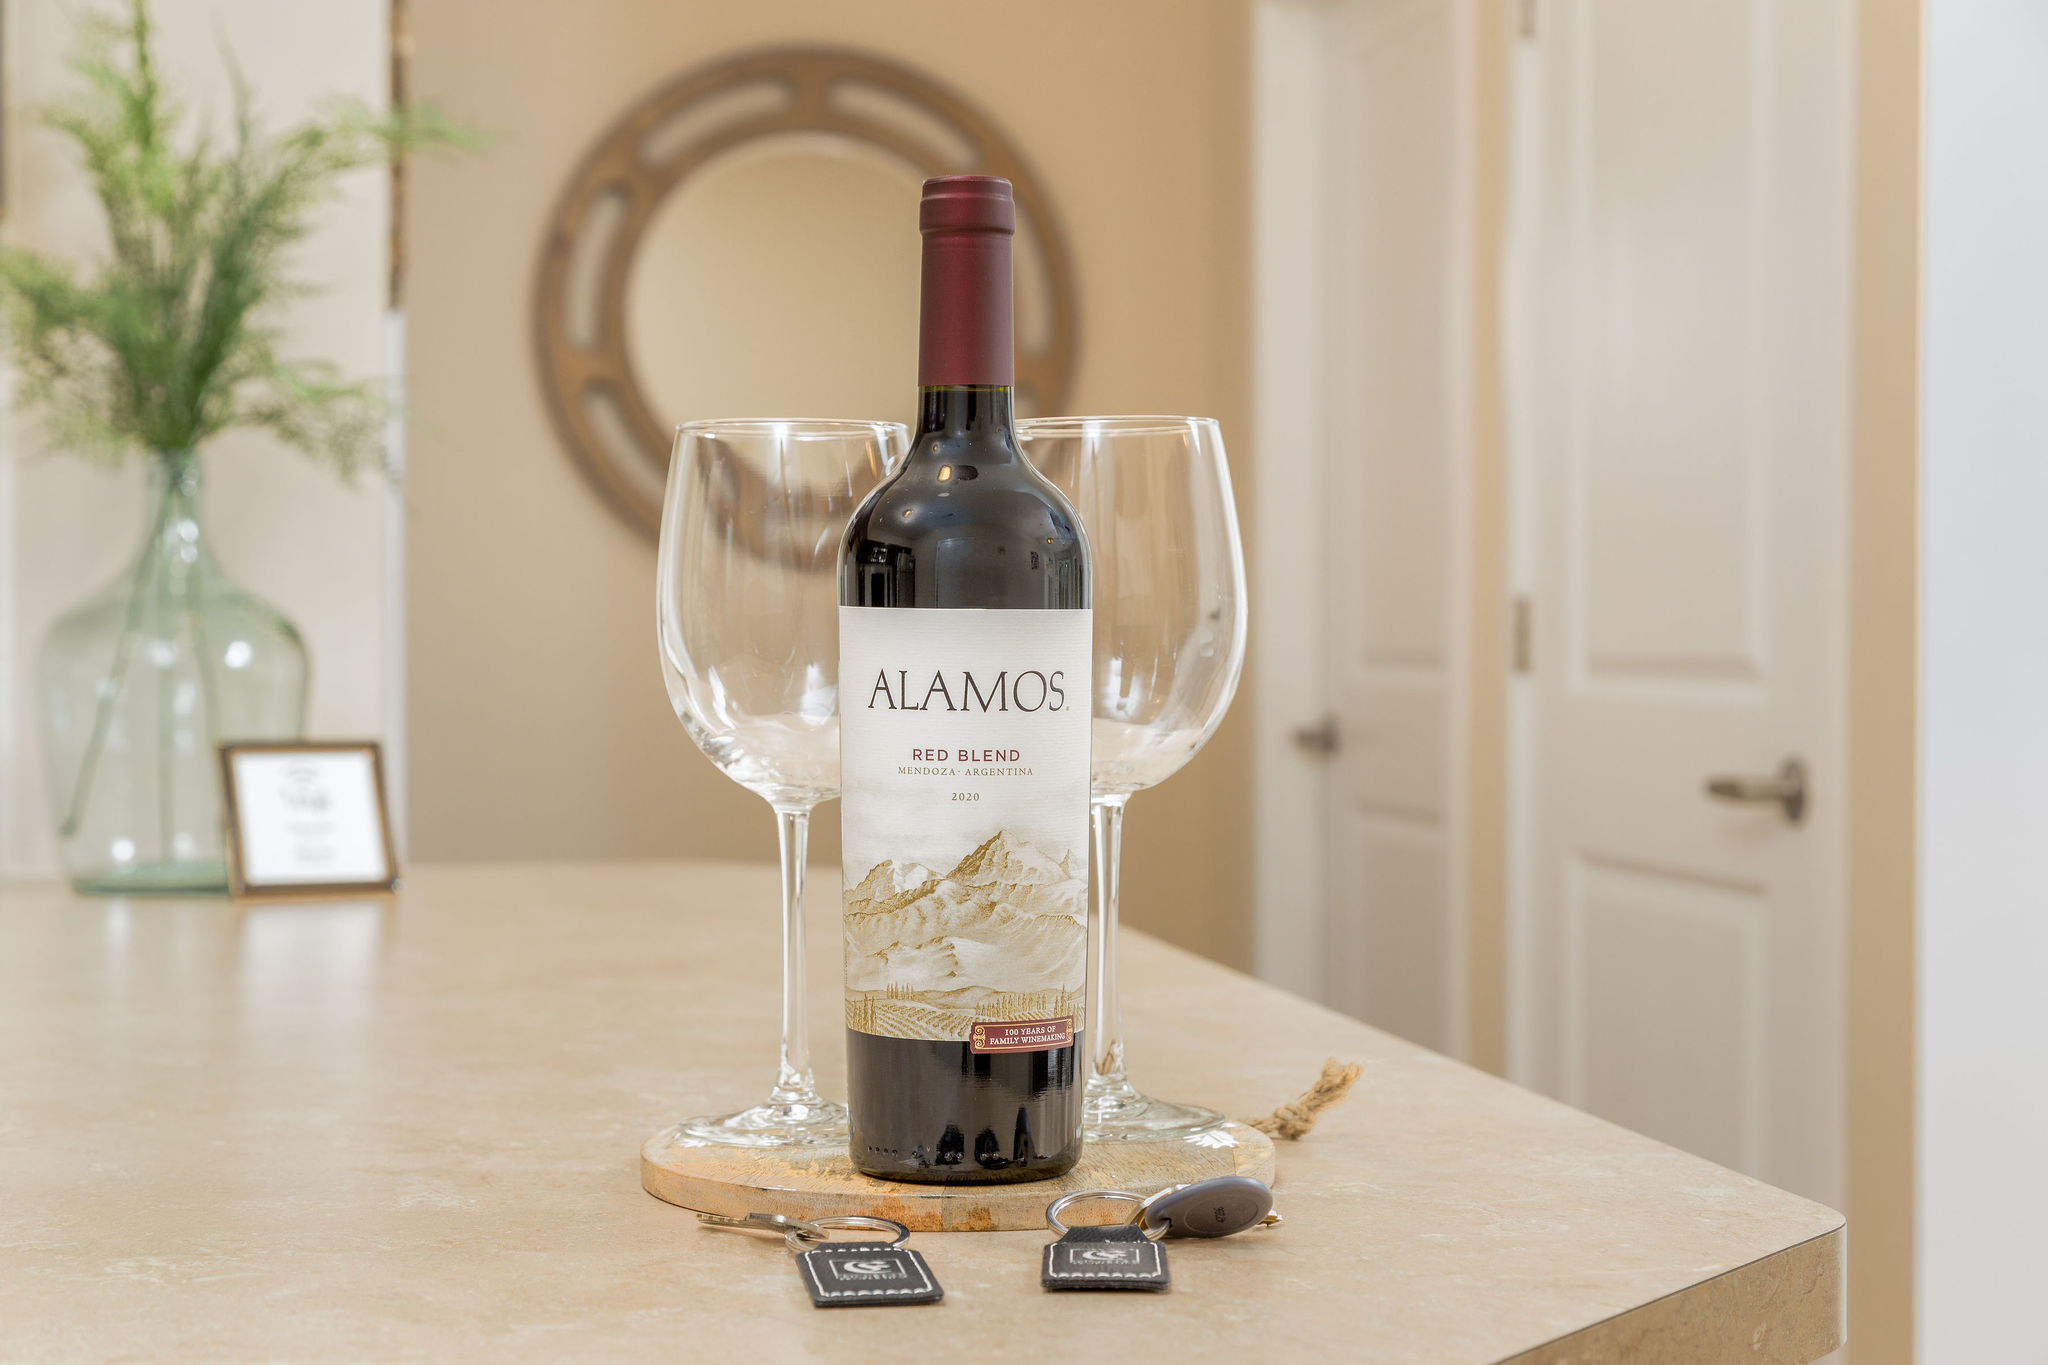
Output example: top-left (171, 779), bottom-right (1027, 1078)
top-left (0, 0), bottom-right (472, 477)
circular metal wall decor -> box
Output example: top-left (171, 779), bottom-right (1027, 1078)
top-left (534, 45), bottom-right (1079, 540)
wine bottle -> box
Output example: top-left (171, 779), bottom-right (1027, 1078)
top-left (837, 176), bottom-right (1090, 1183)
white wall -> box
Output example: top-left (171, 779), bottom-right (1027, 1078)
top-left (0, 0), bottom-right (394, 877)
top-left (1918, 2), bottom-right (2048, 1358)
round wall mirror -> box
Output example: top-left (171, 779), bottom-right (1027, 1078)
top-left (534, 47), bottom-right (1078, 540)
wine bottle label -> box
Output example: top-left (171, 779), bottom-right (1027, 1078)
top-left (839, 605), bottom-right (1091, 1046)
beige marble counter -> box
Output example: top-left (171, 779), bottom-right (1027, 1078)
top-left (0, 862), bottom-right (1843, 1362)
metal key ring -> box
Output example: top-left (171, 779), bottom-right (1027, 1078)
top-left (1134, 1182), bottom-right (1192, 1227)
top-left (1044, 1189), bottom-right (1169, 1242)
top-left (782, 1215), bottom-right (910, 1252)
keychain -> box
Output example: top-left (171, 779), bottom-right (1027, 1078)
top-left (1041, 1176), bottom-right (1283, 1292)
top-left (698, 1211), bottom-right (943, 1307)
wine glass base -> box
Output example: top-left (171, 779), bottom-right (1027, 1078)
top-left (1083, 1084), bottom-right (1225, 1143)
top-left (668, 1098), bottom-right (848, 1149)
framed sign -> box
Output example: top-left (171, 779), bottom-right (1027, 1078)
top-left (219, 742), bottom-right (399, 898)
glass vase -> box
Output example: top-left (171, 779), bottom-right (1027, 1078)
top-left (37, 453), bottom-right (309, 894)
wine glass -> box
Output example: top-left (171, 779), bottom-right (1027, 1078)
top-left (1017, 416), bottom-right (1248, 1141)
top-left (654, 418), bottom-right (906, 1146)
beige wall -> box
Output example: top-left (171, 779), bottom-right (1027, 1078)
top-left (2, 0), bottom-right (392, 877)
top-left (406, 0), bottom-right (1255, 967)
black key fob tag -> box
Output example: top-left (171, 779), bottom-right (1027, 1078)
top-left (797, 1242), bottom-right (944, 1307)
top-left (1041, 1225), bottom-right (1171, 1292)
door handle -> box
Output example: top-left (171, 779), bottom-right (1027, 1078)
top-left (1292, 714), bottom-right (1340, 757)
top-left (1703, 757), bottom-right (1807, 825)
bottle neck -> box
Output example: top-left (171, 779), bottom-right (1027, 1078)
top-left (915, 178), bottom-right (1015, 456)
top-left (916, 385), bottom-right (1016, 442)
top-left (144, 452), bottom-right (208, 567)
top-left (917, 225), bottom-right (1012, 388)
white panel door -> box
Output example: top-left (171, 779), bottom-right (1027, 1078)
top-left (1321, 0), bottom-right (1467, 1053)
top-left (1511, 0), bottom-right (1849, 1205)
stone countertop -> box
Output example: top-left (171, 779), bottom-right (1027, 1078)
top-left (0, 862), bottom-right (1843, 1362)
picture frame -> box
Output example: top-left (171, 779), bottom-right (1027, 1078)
top-left (218, 741), bottom-right (400, 899)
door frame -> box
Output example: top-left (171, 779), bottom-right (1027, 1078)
top-left (1501, 0), bottom-right (1543, 1087)
top-left (1249, 0), bottom-right (1334, 1002)
top-left (1250, 0), bottom-right (1477, 1058)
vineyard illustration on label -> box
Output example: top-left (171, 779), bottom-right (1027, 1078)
top-left (844, 829), bottom-right (1086, 1042)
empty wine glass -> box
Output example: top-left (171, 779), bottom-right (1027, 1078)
top-left (1018, 416), bottom-right (1248, 1141)
top-left (654, 418), bottom-right (906, 1146)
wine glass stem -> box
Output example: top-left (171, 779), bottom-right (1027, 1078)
top-left (770, 804), bottom-right (822, 1105)
top-left (1090, 794), bottom-right (1131, 1091)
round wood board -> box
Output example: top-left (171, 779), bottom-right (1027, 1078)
top-left (640, 1122), bottom-right (1277, 1232)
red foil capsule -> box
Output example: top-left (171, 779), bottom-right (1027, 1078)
top-left (918, 175), bottom-right (1014, 388)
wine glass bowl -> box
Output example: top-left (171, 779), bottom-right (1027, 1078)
top-left (1018, 416), bottom-right (1248, 1141)
top-left (654, 418), bottom-right (905, 1146)
top-left (658, 419), bottom-right (895, 807)
top-left (1027, 417), bottom-right (1246, 796)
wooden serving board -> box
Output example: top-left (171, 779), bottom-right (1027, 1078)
top-left (641, 1122), bottom-right (1277, 1232)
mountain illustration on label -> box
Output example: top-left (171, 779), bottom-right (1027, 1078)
top-left (844, 829), bottom-right (1086, 1042)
